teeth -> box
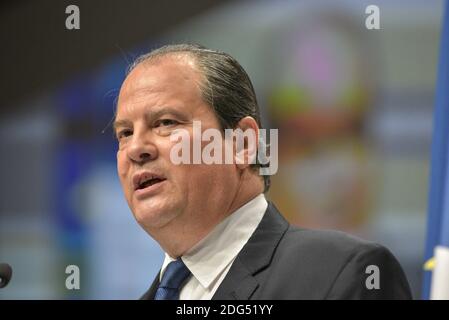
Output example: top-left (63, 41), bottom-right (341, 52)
top-left (141, 176), bottom-right (152, 184)
top-left (138, 176), bottom-right (162, 189)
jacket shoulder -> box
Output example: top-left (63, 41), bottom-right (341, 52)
top-left (284, 226), bottom-right (381, 257)
top-left (255, 225), bottom-right (412, 299)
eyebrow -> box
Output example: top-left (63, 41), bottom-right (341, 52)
top-left (113, 106), bottom-right (189, 132)
top-left (113, 119), bottom-right (132, 133)
top-left (147, 107), bottom-right (189, 122)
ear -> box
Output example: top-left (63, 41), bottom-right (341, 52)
top-left (234, 116), bottom-right (259, 170)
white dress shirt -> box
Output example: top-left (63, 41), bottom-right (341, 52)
top-left (159, 193), bottom-right (268, 300)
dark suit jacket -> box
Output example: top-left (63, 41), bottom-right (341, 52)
top-left (141, 202), bottom-right (412, 299)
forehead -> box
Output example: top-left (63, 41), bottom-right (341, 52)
top-left (117, 54), bottom-right (203, 110)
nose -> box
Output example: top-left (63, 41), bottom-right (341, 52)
top-left (126, 131), bottom-right (158, 164)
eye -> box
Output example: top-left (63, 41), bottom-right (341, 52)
top-left (116, 129), bottom-right (133, 140)
top-left (155, 119), bottom-right (179, 127)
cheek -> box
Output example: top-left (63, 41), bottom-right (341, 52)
top-left (189, 164), bottom-right (237, 195)
top-left (159, 135), bottom-right (236, 195)
top-left (117, 151), bottom-right (129, 183)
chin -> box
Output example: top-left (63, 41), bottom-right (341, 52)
top-left (133, 199), bottom-right (180, 230)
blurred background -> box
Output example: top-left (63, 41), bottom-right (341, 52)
top-left (0, 0), bottom-right (443, 299)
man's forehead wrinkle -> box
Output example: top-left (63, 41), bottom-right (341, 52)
top-left (118, 72), bottom-right (167, 115)
top-left (120, 85), bottom-right (165, 107)
top-left (117, 93), bottom-right (162, 121)
top-left (121, 71), bottom-right (164, 98)
top-left (116, 54), bottom-right (206, 122)
top-left (117, 88), bottom-right (191, 120)
top-left (119, 81), bottom-right (189, 110)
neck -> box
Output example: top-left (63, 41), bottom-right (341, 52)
top-left (222, 171), bottom-right (264, 221)
top-left (149, 171), bottom-right (264, 258)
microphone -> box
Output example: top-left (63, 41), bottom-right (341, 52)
top-left (0, 263), bottom-right (12, 288)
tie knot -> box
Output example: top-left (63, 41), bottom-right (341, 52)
top-left (159, 259), bottom-right (191, 290)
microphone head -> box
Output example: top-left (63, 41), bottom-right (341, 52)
top-left (0, 263), bottom-right (12, 288)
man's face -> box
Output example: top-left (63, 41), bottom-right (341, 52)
top-left (115, 55), bottom-right (239, 234)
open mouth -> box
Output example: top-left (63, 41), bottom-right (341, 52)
top-left (137, 177), bottom-right (165, 190)
top-left (134, 173), bottom-right (166, 191)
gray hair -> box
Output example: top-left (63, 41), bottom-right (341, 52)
top-left (128, 43), bottom-right (270, 192)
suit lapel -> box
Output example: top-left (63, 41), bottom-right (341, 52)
top-left (212, 202), bottom-right (289, 300)
top-left (140, 271), bottom-right (160, 300)
top-left (211, 257), bottom-right (259, 299)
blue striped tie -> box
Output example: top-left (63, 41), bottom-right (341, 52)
top-left (154, 259), bottom-right (192, 300)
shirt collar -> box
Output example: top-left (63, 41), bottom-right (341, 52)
top-left (160, 193), bottom-right (268, 289)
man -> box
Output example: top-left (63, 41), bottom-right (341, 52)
top-left (114, 44), bottom-right (412, 299)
